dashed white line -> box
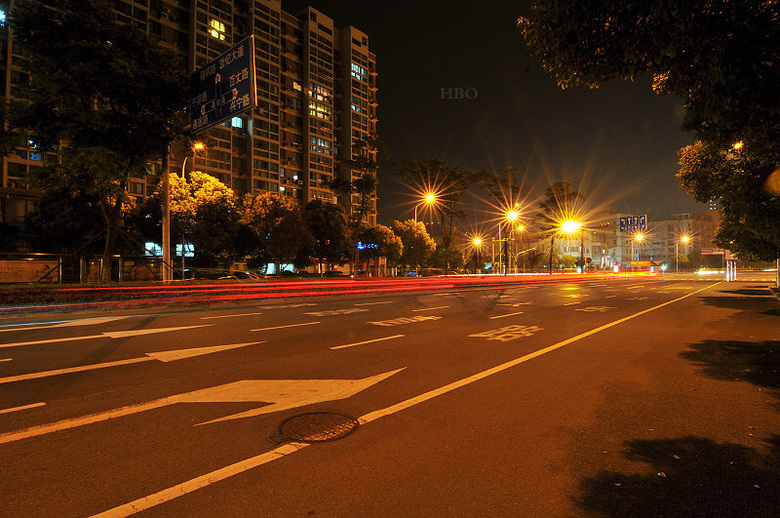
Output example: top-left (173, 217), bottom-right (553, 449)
top-left (0, 402), bottom-right (45, 415)
top-left (201, 312), bottom-right (264, 320)
top-left (330, 334), bottom-right (405, 350)
top-left (412, 306), bottom-right (449, 312)
top-left (354, 301), bottom-right (394, 306)
top-left (489, 311), bottom-right (524, 319)
top-left (250, 322), bottom-right (320, 332)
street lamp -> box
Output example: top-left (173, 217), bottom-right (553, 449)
top-left (414, 192), bottom-right (436, 223)
top-left (505, 210), bottom-right (519, 274)
top-left (517, 225), bottom-right (525, 272)
top-left (473, 237), bottom-right (483, 274)
top-left (561, 220), bottom-right (584, 272)
top-left (631, 233), bottom-right (645, 266)
top-left (177, 141), bottom-right (204, 280)
top-left (675, 235), bottom-right (690, 273)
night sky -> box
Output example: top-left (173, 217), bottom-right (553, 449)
top-left (284, 0), bottom-right (708, 227)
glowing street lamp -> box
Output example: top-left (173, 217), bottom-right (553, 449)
top-left (631, 233), bottom-right (645, 265)
top-left (472, 237), bottom-right (483, 274)
top-left (561, 220), bottom-right (586, 272)
top-left (414, 192), bottom-right (437, 223)
top-left (675, 235), bottom-right (690, 273)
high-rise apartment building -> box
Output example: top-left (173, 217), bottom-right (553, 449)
top-left (0, 0), bottom-right (378, 236)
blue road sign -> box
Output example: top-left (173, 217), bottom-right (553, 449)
top-left (619, 214), bottom-right (647, 234)
top-left (190, 36), bottom-right (255, 133)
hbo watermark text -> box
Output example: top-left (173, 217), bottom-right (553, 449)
top-left (440, 87), bottom-right (479, 100)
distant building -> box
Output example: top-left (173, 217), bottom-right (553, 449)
top-left (0, 0), bottom-right (378, 240)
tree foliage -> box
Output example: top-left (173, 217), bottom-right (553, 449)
top-left (394, 158), bottom-right (474, 247)
top-left (303, 199), bottom-right (350, 274)
top-left (10, 0), bottom-right (190, 280)
top-left (357, 224), bottom-right (403, 274)
top-left (520, 1), bottom-right (780, 258)
top-left (240, 192), bottom-right (307, 268)
top-left (391, 219), bottom-right (436, 267)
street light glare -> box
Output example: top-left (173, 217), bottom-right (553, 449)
top-left (507, 210), bottom-right (518, 221)
top-left (473, 237), bottom-right (482, 246)
top-left (635, 233), bottom-right (644, 241)
top-left (425, 193), bottom-right (436, 203)
top-left (681, 235), bottom-right (690, 243)
top-left (561, 220), bottom-right (580, 233)
top-left (192, 141), bottom-right (205, 151)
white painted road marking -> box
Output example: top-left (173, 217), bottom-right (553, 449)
top-left (469, 325), bottom-right (543, 342)
top-left (304, 308), bottom-right (368, 317)
top-left (574, 306), bottom-right (615, 313)
top-left (0, 325), bottom-right (212, 349)
top-left (90, 282), bottom-right (721, 517)
top-left (200, 312), bottom-right (263, 320)
top-left (412, 306), bottom-right (449, 312)
top-left (0, 342), bottom-right (263, 385)
top-left (0, 369), bottom-right (405, 445)
top-left (0, 316), bottom-right (128, 333)
top-left (1, 358), bottom-right (11, 363)
top-left (369, 315), bottom-right (442, 327)
top-left (0, 402), bottom-right (45, 415)
top-left (330, 334), bottom-right (405, 350)
top-left (489, 311), bottom-right (525, 320)
top-left (251, 322), bottom-right (320, 332)
top-left (354, 301), bottom-right (394, 306)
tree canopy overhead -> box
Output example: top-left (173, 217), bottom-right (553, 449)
top-left (520, 1), bottom-right (780, 260)
top-left (10, 0), bottom-right (190, 280)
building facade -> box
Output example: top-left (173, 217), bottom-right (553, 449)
top-left (0, 0), bottom-right (377, 238)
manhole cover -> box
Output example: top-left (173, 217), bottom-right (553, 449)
top-left (271, 412), bottom-right (359, 444)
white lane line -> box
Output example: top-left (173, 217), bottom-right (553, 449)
top-left (489, 311), bottom-right (524, 320)
top-left (90, 442), bottom-right (310, 518)
top-left (200, 312), bottom-right (264, 320)
top-left (0, 316), bottom-right (128, 333)
top-left (0, 325), bottom-right (212, 349)
top-left (90, 282), bottom-right (721, 517)
top-left (250, 322), bottom-right (320, 332)
top-left (330, 334), bottom-right (405, 350)
top-left (0, 342), bottom-right (263, 385)
top-left (1, 358), bottom-right (11, 363)
top-left (0, 402), bottom-right (46, 415)
top-left (412, 306), bottom-right (449, 312)
top-left (359, 282), bottom-right (721, 425)
top-left (354, 301), bottom-right (394, 306)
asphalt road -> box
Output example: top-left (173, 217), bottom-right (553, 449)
top-left (1, 275), bottom-right (779, 517)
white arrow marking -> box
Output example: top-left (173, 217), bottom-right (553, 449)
top-left (0, 325), bottom-right (211, 349)
top-left (251, 321), bottom-right (320, 332)
top-left (0, 316), bottom-right (128, 333)
top-left (0, 368), bottom-right (405, 445)
top-left (195, 368), bottom-right (405, 425)
top-left (0, 342), bottom-right (263, 385)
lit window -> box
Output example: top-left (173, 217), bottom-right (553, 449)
top-left (231, 117), bottom-right (243, 128)
top-left (209, 19), bottom-right (226, 41)
top-left (0, 10), bottom-right (6, 27)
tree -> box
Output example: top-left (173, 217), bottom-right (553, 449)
top-left (429, 244), bottom-right (465, 271)
top-left (240, 192), bottom-right (307, 272)
top-left (303, 199), bottom-right (350, 275)
top-left (519, 0), bottom-right (780, 259)
top-left (538, 181), bottom-right (581, 272)
top-left (395, 158), bottom-right (474, 248)
top-left (10, 0), bottom-right (190, 282)
top-left (356, 224), bottom-right (403, 276)
top-left (678, 141), bottom-right (780, 261)
top-left (391, 219), bottom-right (436, 269)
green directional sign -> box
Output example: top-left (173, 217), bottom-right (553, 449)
top-left (190, 36), bottom-right (256, 133)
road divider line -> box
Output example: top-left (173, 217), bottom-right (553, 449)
top-left (250, 322), bottom-right (320, 332)
top-left (87, 282), bottom-right (720, 517)
top-left (0, 325), bottom-right (212, 349)
top-left (0, 342), bottom-right (264, 385)
top-left (489, 311), bottom-right (524, 320)
top-left (330, 334), bottom-right (405, 350)
top-left (359, 282), bottom-right (721, 425)
top-left (412, 306), bottom-right (449, 312)
top-left (1, 358), bottom-right (11, 363)
top-left (200, 312), bottom-right (263, 320)
top-left (0, 402), bottom-right (45, 415)
top-left (90, 442), bottom-right (310, 518)
top-left (354, 301), bottom-right (394, 306)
